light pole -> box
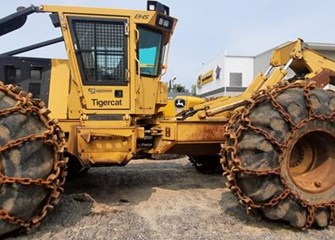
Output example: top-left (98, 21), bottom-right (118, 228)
top-left (169, 75), bottom-right (177, 92)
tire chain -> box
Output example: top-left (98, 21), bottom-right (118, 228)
top-left (0, 83), bottom-right (67, 233)
top-left (221, 80), bottom-right (335, 229)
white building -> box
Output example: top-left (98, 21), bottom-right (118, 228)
top-left (197, 41), bottom-right (335, 98)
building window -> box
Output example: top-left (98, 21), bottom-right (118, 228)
top-left (229, 72), bottom-right (242, 87)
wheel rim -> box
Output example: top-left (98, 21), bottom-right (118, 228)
top-left (287, 129), bottom-right (335, 194)
top-left (289, 137), bottom-right (315, 176)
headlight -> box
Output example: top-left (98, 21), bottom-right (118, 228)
top-left (156, 15), bottom-right (173, 30)
top-left (147, 1), bottom-right (170, 16)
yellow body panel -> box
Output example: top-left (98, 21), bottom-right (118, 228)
top-left (48, 59), bottom-right (70, 120)
top-left (136, 77), bottom-right (159, 113)
top-left (76, 127), bottom-right (138, 165)
top-left (82, 85), bottom-right (130, 110)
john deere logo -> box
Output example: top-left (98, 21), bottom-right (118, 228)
top-left (175, 98), bottom-right (186, 108)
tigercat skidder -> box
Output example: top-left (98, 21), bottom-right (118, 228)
top-left (0, 1), bottom-right (335, 236)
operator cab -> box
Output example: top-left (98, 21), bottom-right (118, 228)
top-left (0, 1), bottom-right (177, 115)
top-left (66, 1), bottom-right (174, 84)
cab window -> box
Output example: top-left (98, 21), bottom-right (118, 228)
top-left (138, 27), bottom-right (163, 76)
top-left (70, 18), bottom-right (127, 85)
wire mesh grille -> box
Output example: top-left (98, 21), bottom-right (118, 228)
top-left (73, 19), bottom-right (126, 83)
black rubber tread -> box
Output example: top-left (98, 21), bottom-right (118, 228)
top-left (275, 88), bottom-right (308, 124)
top-left (238, 133), bottom-right (280, 170)
top-left (235, 173), bottom-right (283, 203)
top-left (0, 89), bottom-right (62, 235)
top-left (262, 197), bottom-right (307, 228)
top-left (248, 103), bottom-right (290, 143)
top-left (223, 84), bottom-right (335, 228)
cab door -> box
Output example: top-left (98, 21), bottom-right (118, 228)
top-left (68, 16), bottom-right (130, 110)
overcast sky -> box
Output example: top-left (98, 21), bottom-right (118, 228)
top-left (1, 0), bottom-right (335, 89)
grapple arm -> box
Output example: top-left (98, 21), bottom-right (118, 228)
top-left (187, 39), bottom-right (335, 121)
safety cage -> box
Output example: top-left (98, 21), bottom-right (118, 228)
top-left (69, 17), bottom-right (128, 86)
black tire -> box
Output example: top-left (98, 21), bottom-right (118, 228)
top-left (223, 82), bottom-right (335, 229)
top-left (0, 85), bottom-right (66, 236)
top-left (189, 155), bottom-right (223, 174)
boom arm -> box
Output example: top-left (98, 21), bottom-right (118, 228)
top-left (151, 39), bottom-right (335, 156)
top-left (185, 39), bottom-right (335, 121)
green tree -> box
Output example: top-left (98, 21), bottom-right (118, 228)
top-left (172, 83), bottom-right (189, 93)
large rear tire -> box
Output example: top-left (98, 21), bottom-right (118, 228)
top-left (0, 84), bottom-right (66, 237)
top-left (222, 82), bottom-right (335, 229)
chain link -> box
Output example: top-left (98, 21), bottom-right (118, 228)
top-left (222, 80), bottom-right (335, 229)
top-left (0, 84), bottom-right (67, 232)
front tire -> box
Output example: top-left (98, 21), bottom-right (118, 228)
top-left (0, 84), bottom-right (67, 236)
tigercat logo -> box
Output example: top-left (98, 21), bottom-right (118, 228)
top-left (92, 99), bottom-right (122, 107)
top-left (88, 88), bottom-right (114, 94)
